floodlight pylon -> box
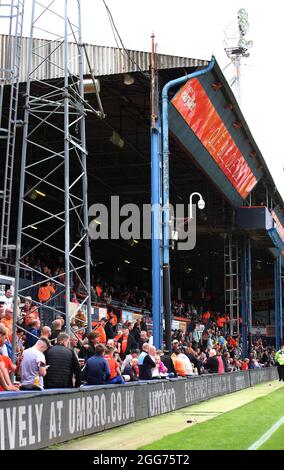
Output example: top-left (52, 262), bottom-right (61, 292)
top-left (12, 0), bottom-right (93, 360)
top-left (0, 0), bottom-right (25, 260)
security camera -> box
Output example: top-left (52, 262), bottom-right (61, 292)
top-left (198, 199), bottom-right (206, 210)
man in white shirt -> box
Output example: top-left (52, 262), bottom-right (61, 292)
top-left (20, 337), bottom-right (50, 390)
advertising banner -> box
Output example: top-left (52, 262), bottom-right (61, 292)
top-left (171, 78), bottom-right (258, 199)
top-left (0, 369), bottom-right (278, 450)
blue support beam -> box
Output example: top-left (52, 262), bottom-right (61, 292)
top-left (151, 120), bottom-right (163, 349)
top-left (151, 49), bottom-right (163, 349)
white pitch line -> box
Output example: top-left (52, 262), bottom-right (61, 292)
top-left (248, 416), bottom-right (284, 450)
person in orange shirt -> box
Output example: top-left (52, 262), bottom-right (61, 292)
top-left (96, 285), bottom-right (103, 298)
top-left (171, 350), bottom-right (186, 377)
top-left (96, 318), bottom-right (107, 345)
top-left (38, 282), bottom-right (56, 303)
top-left (217, 315), bottom-right (226, 329)
top-left (1, 307), bottom-right (13, 343)
top-left (202, 311), bottom-right (211, 325)
top-left (0, 325), bottom-right (19, 391)
top-left (107, 311), bottom-right (118, 327)
top-left (228, 336), bottom-right (238, 348)
top-left (241, 358), bottom-right (249, 371)
top-left (105, 347), bottom-right (125, 384)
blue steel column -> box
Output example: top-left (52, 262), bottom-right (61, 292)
top-left (151, 38), bottom-right (163, 349)
top-left (274, 256), bottom-right (280, 350)
top-left (151, 119), bottom-right (163, 349)
top-left (161, 57), bottom-right (215, 351)
top-left (247, 238), bottom-right (253, 353)
top-left (279, 256), bottom-right (283, 345)
top-left (241, 237), bottom-right (248, 358)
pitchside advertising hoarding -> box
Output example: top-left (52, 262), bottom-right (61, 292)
top-left (171, 77), bottom-right (260, 202)
top-left (0, 369), bottom-right (278, 450)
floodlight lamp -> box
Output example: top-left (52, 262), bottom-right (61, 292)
top-left (238, 38), bottom-right (253, 50)
top-left (110, 130), bottom-right (125, 149)
top-left (123, 74), bottom-right (135, 86)
top-left (238, 18), bottom-right (249, 36)
top-left (238, 8), bottom-right (248, 20)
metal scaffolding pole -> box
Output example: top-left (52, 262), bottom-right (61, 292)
top-left (241, 237), bottom-right (248, 359)
top-left (12, 0), bottom-right (94, 360)
top-left (0, 0), bottom-right (24, 260)
top-left (247, 238), bottom-right (253, 353)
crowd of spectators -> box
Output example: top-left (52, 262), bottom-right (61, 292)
top-left (0, 278), bottom-right (277, 392)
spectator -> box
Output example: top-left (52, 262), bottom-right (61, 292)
top-left (118, 326), bottom-right (137, 359)
top-left (82, 343), bottom-right (110, 385)
top-left (41, 326), bottom-right (51, 340)
top-left (1, 306), bottom-right (13, 343)
top-left (147, 329), bottom-right (154, 346)
top-left (79, 331), bottom-right (100, 360)
top-left (241, 358), bottom-right (249, 371)
top-left (104, 317), bottom-right (115, 341)
top-left (0, 325), bottom-right (20, 391)
top-left (123, 358), bottom-right (139, 381)
top-left (25, 318), bottom-right (41, 349)
top-left (105, 347), bottom-right (125, 384)
top-left (44, 333), bottom-right (81, 389)
top-left (38, 281), bottom-right (55, 304)
top-left (121, 349), bottom-right (140, 373)
top-left (50, 319), bottom-right (63, 342)
top-left (20, 337), bottom-right (50, 390)
top-left (22, 298), bottom-right (39, 326)
top-left (138, 330), bottom-right (148, 350)
top-left (138, 343), bottom-right (155, 380)
top-left (140, 316), bottom-right (148, 332)
top-left (0, 297), bottom-right (6, 320)
top-left (171, 350), bottom-right (187, 377)
top-left (95, 318), bottom-right (107, 345)
top-left (205, 349), bottom-right (219, 374)
top-left (160, 350), bottom-right (176, 377)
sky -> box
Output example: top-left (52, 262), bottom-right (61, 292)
top-left (2, 0), bottom-right (284, 199)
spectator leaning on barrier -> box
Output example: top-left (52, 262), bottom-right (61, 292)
top-left (82, 343), bottom-right (110, 385)
top-left (123, 357), bottom-right (139, 381)
top-left (205, 349), bottom-right (219, 374)
top-left (0, 325), bottom-right (20, 392)
top-left (20, 337), bottom-right (50, 391)
top-left (105, 347), bottom-right (125, 384)
top-left (44, 333), bottom-right (81, 389)
top-left (160, 350), bottom-right (177, 377)
top-left (138, 344), bottom-right (156, 380)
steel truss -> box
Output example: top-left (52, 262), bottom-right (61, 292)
top-left (13, 0), bottom-right (95, 358)
top-left (0, 0), bottom-right (24, 259)
top-left (224, 234), bottom-right (240, 335)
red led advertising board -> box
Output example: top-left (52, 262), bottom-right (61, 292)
top-left (171, 78), bottom-right (258, 199)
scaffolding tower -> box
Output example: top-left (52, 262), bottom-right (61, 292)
top-left (12, 0), bottom-right (96, 358)
top-left (224, 234), bottom-right (240, 335)
top-left (0, 0), bottom-right (24, 259)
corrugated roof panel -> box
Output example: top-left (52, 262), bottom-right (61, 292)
top-left (0, 34), bottom-right (208, 82)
